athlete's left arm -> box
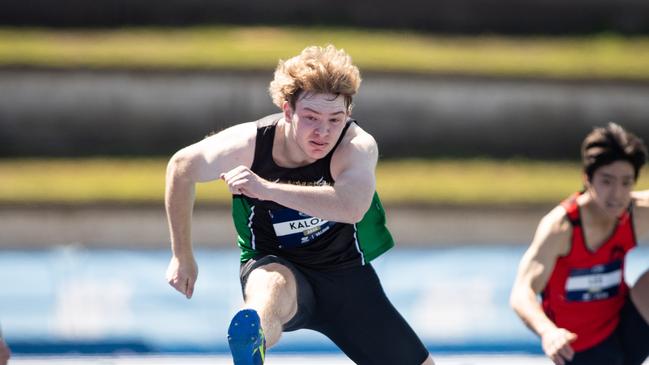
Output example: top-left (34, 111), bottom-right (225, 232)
top-left (222, 125), bottom-right (377, 224)
top-left (632, 190), bottom-right (649, 241)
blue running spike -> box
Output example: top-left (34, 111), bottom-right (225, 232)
top-left (227, 309), bottom-right (265, 365)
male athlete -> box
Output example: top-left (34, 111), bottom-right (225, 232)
top-left (165, 45), bottom-right (434, 365)
top-left (511, 123), bottom-right (649, 365)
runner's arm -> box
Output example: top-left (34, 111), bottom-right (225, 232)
top-left (510, 206), bottom-right (569, 336)
top-left (165, 122), bottom-right (256, 297)
top-left (510, 207), bottom-right (578, 365)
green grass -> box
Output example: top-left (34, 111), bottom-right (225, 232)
top-left (2, 158), bottom-right (648, 206)
top-left (1, 27), bottom-right (649, 79)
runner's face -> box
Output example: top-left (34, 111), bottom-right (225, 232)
top-left (284, 93), bottom-right (348, 161)
top-left (585, 160), bottom-right (635, 218)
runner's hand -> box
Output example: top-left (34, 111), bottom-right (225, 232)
top-left (220, 165), bottom-right (269, 199)
top-left (541, 328), bottom-right (577, 365)
top-left (166, 255), bottom-right (198, 299)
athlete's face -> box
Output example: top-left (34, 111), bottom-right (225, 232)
top-left (283, 92), bottom-right (349, 161)
top-left (585, 160), bottom-right (636, 218)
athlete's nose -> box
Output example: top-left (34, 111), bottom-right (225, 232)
top-left (611, 182), bottom-right (624, 200)
top-left (607, 183), bottom-right (628, 208)
top-left (314, 124), bottom-right (329, 137)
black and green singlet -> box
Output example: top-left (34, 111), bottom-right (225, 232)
top-left (231, 114), bottom-right (394, 270)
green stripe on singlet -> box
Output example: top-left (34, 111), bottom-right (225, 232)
top-left (232, 195), bottom-right (257, 263)
top-left (356, 192), bottom-right (395, 262)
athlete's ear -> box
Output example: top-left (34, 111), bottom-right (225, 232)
top-left (282, 100), bottom-right (293, 121)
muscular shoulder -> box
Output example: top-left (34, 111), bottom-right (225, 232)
top-left (533, 205), bottom-right (573, 256)
top-left (515, 205), bottom-right (572, 294)
top-left (190, 121), bottom-right (257, 172)
top-left (541, 205), bottom-right (572, 233)
top-left (169, 121), bottom-right (257, 182)
top-left (201, 122), bottom-right (255, 153)
top-left (207, 122), bottom-right (256, 148)
top-left (330, 122), bottom-right (378, 179)
top-left (336, 122), bottom-right (378, 159)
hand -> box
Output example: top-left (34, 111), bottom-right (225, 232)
top-left (166, 255), bottom-right (198, 299)
top-left (541, 327), bottom-right (578, 365)
top-left (220, 165), bottom-right (269, 199)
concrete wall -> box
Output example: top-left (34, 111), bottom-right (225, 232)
top-left (1, 70), bottom-right (648, 159)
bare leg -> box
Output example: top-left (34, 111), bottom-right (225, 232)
top-left (243, 263), bottom-right (298, 348)
top-left (631, 270), bottom-right (649, 324)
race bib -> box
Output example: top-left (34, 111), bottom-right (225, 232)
top-left (565, 260), bottom-right (623, 302)
top-left (269, 208), bottom-right (335, 249)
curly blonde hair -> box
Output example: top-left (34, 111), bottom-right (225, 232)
top-left (269, 45), bottom-right (361, 112)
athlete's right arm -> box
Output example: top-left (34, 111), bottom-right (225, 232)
top-left (165, 122), bottom-right (256, 299)
top-left (509, 206), bottom-right (577, 365)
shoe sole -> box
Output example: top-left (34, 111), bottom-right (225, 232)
top-left (227, 309), bottom-right (263, 365)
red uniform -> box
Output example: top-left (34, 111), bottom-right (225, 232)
top-left (542, 192), bottom-right (637, 352)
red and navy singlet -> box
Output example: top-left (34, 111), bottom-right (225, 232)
top-left (542, 192), bottom-right (637, 351)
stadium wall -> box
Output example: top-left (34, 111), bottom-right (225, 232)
top-left (1, 70), bottom-right (648, 159)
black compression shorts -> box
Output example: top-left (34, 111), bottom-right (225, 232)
top-left (240, 255), bottom-right (430, 365)
top-left (567, 297), bottom-right (649, 365)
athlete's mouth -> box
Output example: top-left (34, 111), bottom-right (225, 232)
top-left (310, 141), bottom-right (328, 148)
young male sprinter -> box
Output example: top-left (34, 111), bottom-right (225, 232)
top-left (165, 45), bottom-right (434, 365)
top-left (511, 123), bottom-right (649, 365)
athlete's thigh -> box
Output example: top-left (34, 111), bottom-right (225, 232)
top-left (315, 265), bottom-right (428, 365)
top-left (239, 255), bottom-right (315, 331)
